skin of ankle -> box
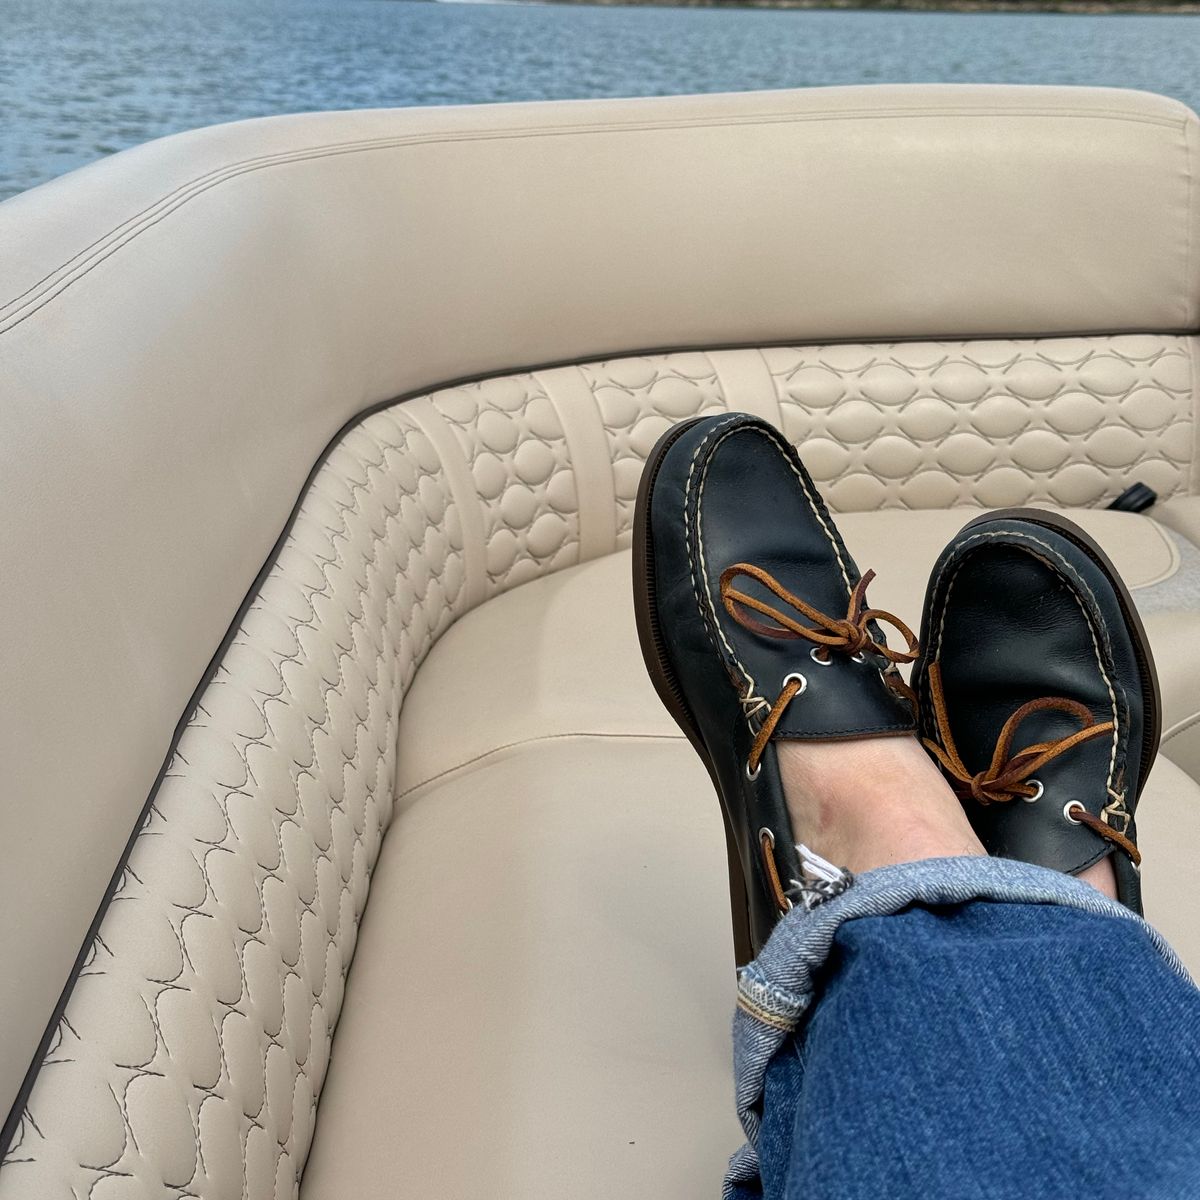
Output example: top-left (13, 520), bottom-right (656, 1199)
top-left (1076, 856), bottom-right (1118, 901)
top-left (777, 734), bottom-right (985, 874)
top-left (778, 735), bottom-right (1123, 900)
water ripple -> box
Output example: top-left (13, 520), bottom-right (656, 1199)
top-left (1, 0), bottom-right (1198, 200)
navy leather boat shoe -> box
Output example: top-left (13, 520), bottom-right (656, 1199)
top-left (913, 509), bottom-right (1160, 914)
top-left (632, 412), bottom-right (918, 961)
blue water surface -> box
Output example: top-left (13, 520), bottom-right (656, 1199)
top-left (1, 0), bottom-right (1198, 199)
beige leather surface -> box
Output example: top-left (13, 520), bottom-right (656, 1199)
top-left (6, 320), bottom-right (1195, 1139)
top-left (1153, 494), bottom-right (1200, 548)
top-left (771, 337), bottom-right (1196, 511)
top-left (303, 739), bottom-right (741, 1200)
top-left (836, 509), bottom-right (1184, 606)
top-left (0, 407), bottom-right (472, 1197)
top-left (1153, 610), bottom-right (1200, 782)
top-left (1139, 755), bottom-right (1200, 956)
top-left (305, 551), bottom-right (1200, 1200)
top-left (2, 85), bottom-right (1199, 1193)
top-left (392, 548), bottom-right (677, 809)
top-left (3, 342), bottom-right (1199, 1193)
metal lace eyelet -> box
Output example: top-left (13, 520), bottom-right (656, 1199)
top-left (745, 759), bottom-right (762, 781)
top-left (810, 646), bottom-right (833, 666)
top-left (1063, 801), bottom-right (1083, 825)
top-left (781, 672), bottom-right (808, 694)
top-left (850, 651), bottom-right (866, 663)
top-left (1023, 778), bottom-right (1044, 804)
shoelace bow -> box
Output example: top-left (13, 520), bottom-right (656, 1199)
top-left (921, 661), bottom-right (1140, 865)
top-left (720, 563), bottom-right (919, 773)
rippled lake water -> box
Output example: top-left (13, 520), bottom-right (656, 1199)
top-left (2, 0), bottom-right (1199, 200)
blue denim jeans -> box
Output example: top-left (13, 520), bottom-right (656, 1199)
top-left (726, 856), bottom-right (1200, 1199)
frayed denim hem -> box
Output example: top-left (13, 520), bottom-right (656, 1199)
top-left (723, 855), bottom-right (1190, 1198)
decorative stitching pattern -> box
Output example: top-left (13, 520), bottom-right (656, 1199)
top-left (768, 337), bottom-right (1195, 511)
top-left (2, 332), bottom-right (1195, 1197)
top-left (430, 375), bottom-right (579, 595)
top-left (573, 338), bottom-right (1196, 527)
top-left (0, 410), bottom-right (466, 1199)
top-left (584, 354), bottom-right (728, 545)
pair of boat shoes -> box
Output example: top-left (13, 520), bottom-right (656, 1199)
top-left (633, 413), bottom-right (1158, 961)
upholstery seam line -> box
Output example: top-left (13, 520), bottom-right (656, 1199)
top-left (0, 104), bottom-right (1190, 336)
top-left (395, 730), bottom-right (687, 802)
top-left (1129, 519), bottom-right (1183, 588)
top-left (1162, 708), bottom-right (1200, 742)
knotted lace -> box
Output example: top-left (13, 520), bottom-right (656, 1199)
top-left (922, 661), bottom-right (1140, 865)
top-left (720, 563), bottom-right (919, 773)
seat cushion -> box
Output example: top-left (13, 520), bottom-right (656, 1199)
top-left (389, 505), bottom-right (1200, 790)
top-left (301, 738), bottom-right (740, 1200)
top-left (302, 509), bottom-right (1200, 1200)
top-left (301, 551), bottom-right (743, 1199)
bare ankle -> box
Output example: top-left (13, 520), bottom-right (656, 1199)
top-left (1076, 855), bottom-right (1119, 900)
top-left (777, 735), bottom-right (986, 874)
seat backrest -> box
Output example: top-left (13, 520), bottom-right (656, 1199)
top-left (2, 84), bottom-right (1198, 1195)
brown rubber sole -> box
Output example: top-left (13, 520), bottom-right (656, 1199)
top-left (631, 417), bottom-right (754, 965)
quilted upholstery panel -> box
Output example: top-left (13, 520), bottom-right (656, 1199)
top-left (430, 376), bottom-right (580, 595)
top-left (3, 333), bottom-right (1196, 1198)
top-left (769, 336), bottom-right (1196, 511)
top-left (582, 354), bottom-right (728, 544)
top-left (0, 411), bottom-right (466, 1200)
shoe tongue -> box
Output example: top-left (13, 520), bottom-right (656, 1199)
top-left (751, 645), bottom-right (914, 743)
top-left (766, 691), bottom-right (813, 739)
top-left (749, 653), bottom-right (820, 738)
top-left (717, 562), bottom-right (916, 742)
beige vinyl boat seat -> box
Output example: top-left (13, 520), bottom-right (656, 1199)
top-left (2, 86), bottom-right (1199, 1199)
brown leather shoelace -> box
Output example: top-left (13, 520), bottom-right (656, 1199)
top-left (922, 661), bottom-right (1140, 865)
top-left (720, 563), bottom-right (919, 774)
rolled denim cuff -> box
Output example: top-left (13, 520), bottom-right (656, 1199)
top-left (724, 855), bottom-right (1189, 1198)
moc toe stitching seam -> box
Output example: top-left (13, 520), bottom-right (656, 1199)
top-left (914, 511), bottom-right (1156, 913)
top-left (925, 534), bottom-right (1126, 806)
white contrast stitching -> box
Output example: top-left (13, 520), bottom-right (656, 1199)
top-left (685, 416), bottom-right (749, 684)
top-left (925, 528), bottom-right (1121, 794)
top-left (685, 418), bottom-right (855, 693)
